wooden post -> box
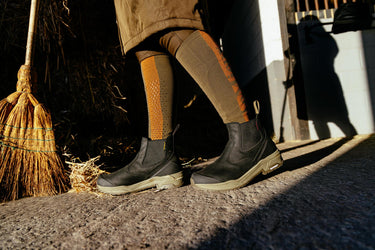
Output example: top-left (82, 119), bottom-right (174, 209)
top-left (283, 0), bottom-right (311, 140)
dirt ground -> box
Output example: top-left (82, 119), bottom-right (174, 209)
top-left (1, 135), bottom-right (375, 249)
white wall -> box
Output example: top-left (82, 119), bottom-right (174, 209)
top-left (223, 0), bottom-right (375, 140)
top-left (297, 17), bottom-right (375, 139)
top-left (223, 0), bottom-right (294, 141)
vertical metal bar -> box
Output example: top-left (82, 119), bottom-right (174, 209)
top-left (324, 0), bottom-right (329, 9)
top-left (334, 0), bottom-right (339, 8)
top-left (315, 0), bottom-right (319, 9)
top-left (296, 0), bottom-right (301, 12)
top-left (305, 0), bottom-right (310, 11)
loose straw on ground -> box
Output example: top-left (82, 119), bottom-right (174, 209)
top-left (66, 156), bottom-right (106, 193)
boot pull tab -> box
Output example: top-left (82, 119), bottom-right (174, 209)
top-left (172, 124), bottom-right (180, 137)
top-left (165, 124), bottom-right (180, 152)
top-left (253, 100), bottom-right (260, 130)
top-left (253, 100), bottom-right (260, 115)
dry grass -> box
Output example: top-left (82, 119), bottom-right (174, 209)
top-left (66, 156), bottom-right (106, 194)
top-left (0, 0), bottom-right (134, 202)
top-left (0, 0), bottom-right (130, 134)
top-left (0, 1), bottom-right (74, 202)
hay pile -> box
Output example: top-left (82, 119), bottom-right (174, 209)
top-left (65, 156), bottom-right (105, 193)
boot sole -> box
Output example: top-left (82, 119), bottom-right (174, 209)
top-left (191, 150), bottom-right (283, 191)
top-left (97, 171), bottom-right (183, 195)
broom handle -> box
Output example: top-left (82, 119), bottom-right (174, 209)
top-left (25, 0), bottom-right (40, 66)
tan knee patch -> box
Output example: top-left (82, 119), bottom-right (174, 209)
top-left (176, 31), bottom-right (249, 123)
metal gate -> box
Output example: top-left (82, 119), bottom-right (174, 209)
top-left (296, 0), bottom-right (370, 11)
top-left (293, 0), bottom-right (374, 20)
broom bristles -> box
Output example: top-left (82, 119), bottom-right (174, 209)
top-left (0, 98), bottom-right (16, 126)
top-left (0, 65), bottom-right (69, 202)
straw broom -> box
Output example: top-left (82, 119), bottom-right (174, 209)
top-left (0, 0), bottom-right (68, 202)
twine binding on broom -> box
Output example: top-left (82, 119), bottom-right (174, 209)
top-left (0, 65), bottom-right (69, 202)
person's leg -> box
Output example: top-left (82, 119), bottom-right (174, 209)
top-left (97, 51), bottom-right (182, 195)
top-left (160, 30), bottom-right (283, 191)
top-left (160, 29), bottom-right (249, 124)
top-left (136, 51), bottom-right (174, 140)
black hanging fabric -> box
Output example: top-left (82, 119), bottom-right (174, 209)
top-left (332, 2), bottom-right (373, 34)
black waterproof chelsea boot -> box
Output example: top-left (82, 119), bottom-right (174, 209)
top-left (191, 117), bottom-right (283, 191)
top-left (97, 136), bottom-right (183, 195)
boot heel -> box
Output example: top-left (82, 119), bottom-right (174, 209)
top-left (155, 171), bottom-right (184, 190)
top-left (261, 150), bottom-right (283, 175)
